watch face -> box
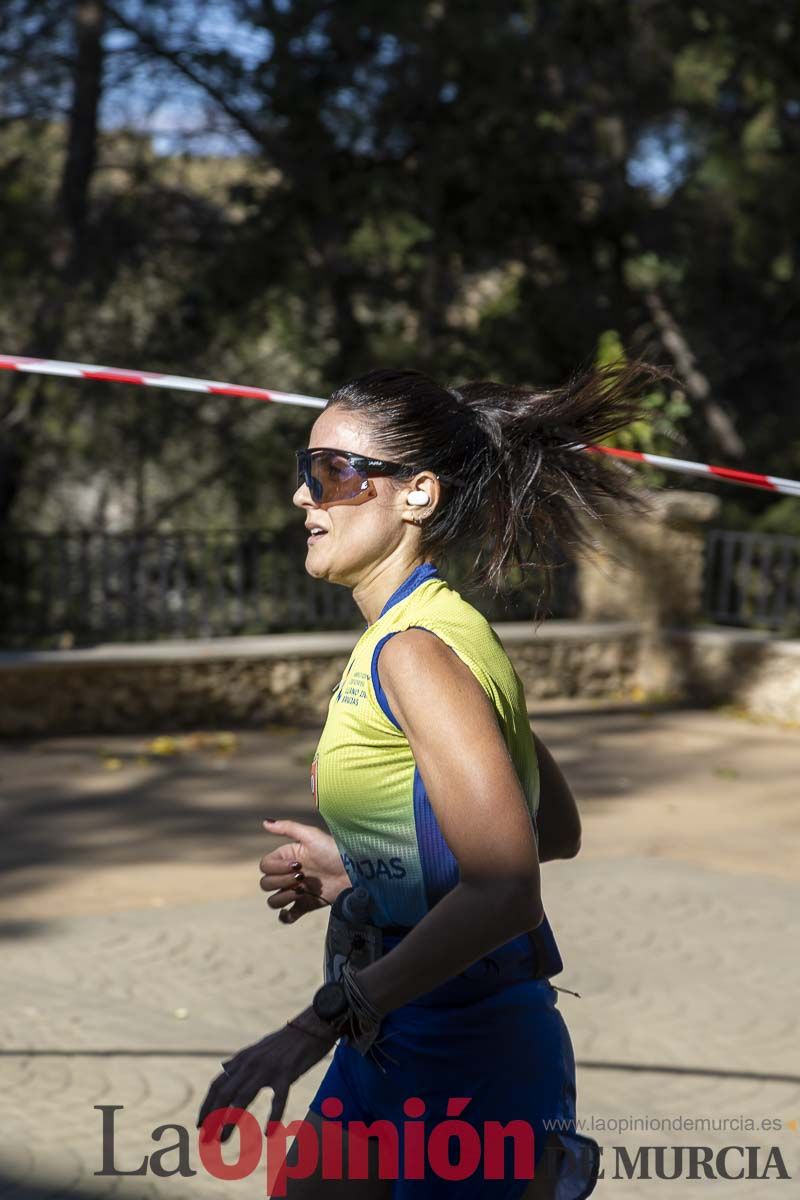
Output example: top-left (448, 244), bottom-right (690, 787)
top-left (314, 982), bottom-right (348, 1022)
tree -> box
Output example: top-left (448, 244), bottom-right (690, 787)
top-left (1, 0), bottom-right (798, 548)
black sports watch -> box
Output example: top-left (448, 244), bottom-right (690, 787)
top-left (312, 981), bottom-right (351, 1031)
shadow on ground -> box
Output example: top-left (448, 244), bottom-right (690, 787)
top-left (1, 703), bottom-right (797, 913)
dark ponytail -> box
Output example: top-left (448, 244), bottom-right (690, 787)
top-left (327, 358), bottom-right (675, 608)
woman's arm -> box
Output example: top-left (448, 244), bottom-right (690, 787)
top-left (532, 731), bottom-right (582, 862)
top-left (355, 627), bottom-right (545, 1017)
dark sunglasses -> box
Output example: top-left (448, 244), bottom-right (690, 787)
top-left (296, 447), bottom-right (460, 504)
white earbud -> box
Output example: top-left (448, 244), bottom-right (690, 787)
top-left (407, 491), bottom-right (430, 507)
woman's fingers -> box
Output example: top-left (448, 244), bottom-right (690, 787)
top-left (267, 1079), bottom-right (291, 1128)
top-left (213, 1074), bottom-right (290, 1144)
top-left (266, 885), bottom-right (306, 910)
top-left (259, 846), bottom-right (302, 875)
top-left (260, 868), bottom-right (303, 888)
top-left (196, 1069), bottom-right (235, 1131)
top-left (262, 817), bottom-right (315, 842)
top-left (259, 823), bottom-right (331, 921)
top-left (199, 1063), bottom-right (289, 1143)
top-left (278, 894), bottom-right (321, 924)
top-left (198, 1058), bottom-right (261, 1136)
top-left (260, 870), bottom-right (304, 893)
top-left (218, 1071), bottom-right (264, 1142)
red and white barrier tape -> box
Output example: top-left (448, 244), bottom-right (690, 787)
top-left (0, 353), bottom-right (324, 410)
top-left (2, 353), bottom-right (799, 498)
top-left (578, 444), bottom-right (800, 498)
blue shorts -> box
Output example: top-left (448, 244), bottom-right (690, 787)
top-left (308, 961), bottom-right (599, 1198)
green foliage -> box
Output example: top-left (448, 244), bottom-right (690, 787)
top-left (348, 213), bottom-right (433, 275)
top-left (593, 330), bottom-right (691, 491)
top-left (674, 41), bottom-right (735, 107)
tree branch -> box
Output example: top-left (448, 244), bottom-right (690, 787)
top-left (644, 290), bottom-right (745, 459)
top-left (105, 1), bottom-right (268, 152)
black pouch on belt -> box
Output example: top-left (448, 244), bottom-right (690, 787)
top-left (323, 886), bottom-right (384, 984)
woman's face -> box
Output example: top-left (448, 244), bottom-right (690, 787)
top-left (293, 406), bottom-right (430, 588)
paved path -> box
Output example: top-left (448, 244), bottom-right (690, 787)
top-left (2, 702), bottom-right (799, 1197)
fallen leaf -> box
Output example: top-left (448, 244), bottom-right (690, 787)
top-left (149, 736), bottom-right (179, 756)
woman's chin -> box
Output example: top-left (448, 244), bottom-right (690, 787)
top-left (305, 549), bottom-right (334, 581)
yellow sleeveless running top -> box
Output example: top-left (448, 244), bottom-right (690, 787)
top-left (311, 561), bottom-right (541, 930)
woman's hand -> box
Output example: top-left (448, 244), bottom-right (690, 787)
top-left (196, 1007), bottom-right (337, 1140)
top-left (260, 818), bottom-right (351, 923)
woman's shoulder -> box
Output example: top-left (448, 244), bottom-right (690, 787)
top-left (376, 626), bottom-right (500, 742)
top-left (370, 573), bottom-right (517, 705)
top-left (416, 581), bottom-right (512, 667)
top-left (381, 606), bottom-right (504, 708)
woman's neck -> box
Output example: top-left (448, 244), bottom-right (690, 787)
top-left (353, 556), bottom-right (428, 627)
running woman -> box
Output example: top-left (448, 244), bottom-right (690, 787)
top-left (197, 362), bottom-right (664, 1197)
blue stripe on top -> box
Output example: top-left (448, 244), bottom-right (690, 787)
top-left (371, 561), bottom-right (440, 730)
top-left (413, 764), bottom-right (460, 908)
top-left (378, 561), bottom-right (439, 619)
top-left (372, 633), bottom-right (461, 909)
top-left (371, 631), bottom-right (403, 728)
top-left (371, 562), bottom-right (459, 911)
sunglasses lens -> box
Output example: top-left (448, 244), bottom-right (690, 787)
top-left (299, 451), bottom-right (366, 503)
top-left (298, 458), bottom-right (323, 502)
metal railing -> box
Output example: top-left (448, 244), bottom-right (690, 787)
top-left (0, 530), bottom-right (578, 648)
top-left (3, 526), bottom-right (797, 647)
top-left (703, 528), bottom-right (800, 635)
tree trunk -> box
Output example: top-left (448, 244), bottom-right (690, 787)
top-left (417, 1), bottom-right (446, 365)
top-left (0, 1), bottom-right (106, 532)
top-left (59, 0), bottom-right (107, 275)
top-left (644, 290), bottom-right (745, 460)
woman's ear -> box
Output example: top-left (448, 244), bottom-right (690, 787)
top-left (401, 473), bottom-right (439, 523)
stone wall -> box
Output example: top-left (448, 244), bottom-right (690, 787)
top-left (1, 619), bottom-right (797, 736)
top-left (0, 622), bottom-right (642, 737)
top-left (660, 627), bottom-right (800, 724)
top-left (576, 488), bottom-right (722, 628)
